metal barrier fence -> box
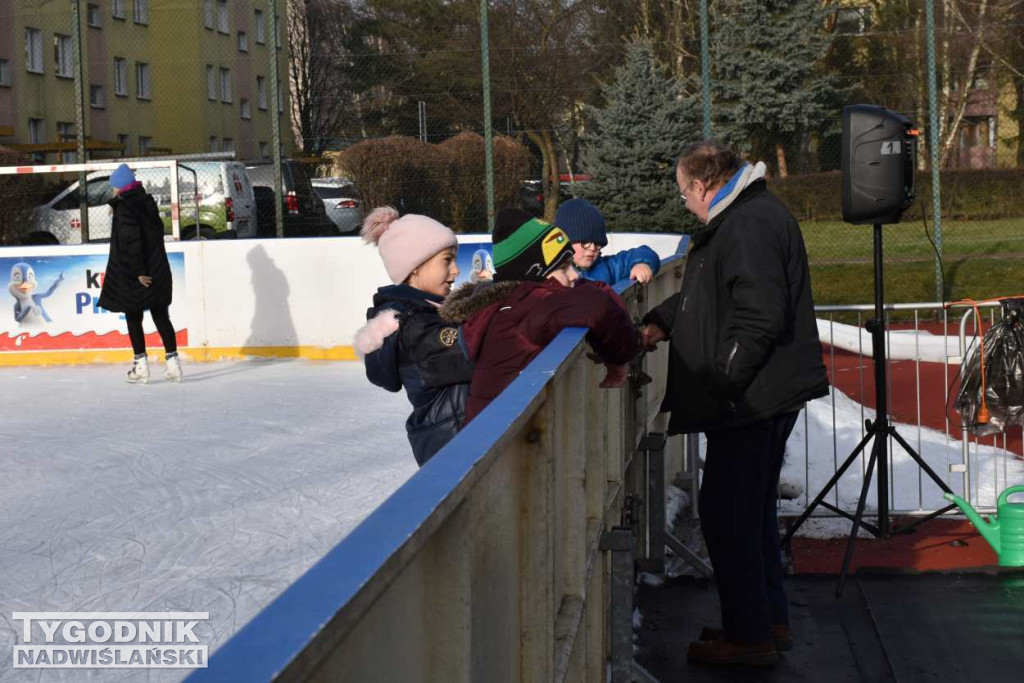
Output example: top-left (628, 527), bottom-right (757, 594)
top-left (185, 260), bottom-right (691, 682)
top-left (784, 300), bottom-right (1023, 520)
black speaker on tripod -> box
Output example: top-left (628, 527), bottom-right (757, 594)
top-left (782, 105), bottom-right (954, 595)
top-left (841, 104), bottom-right (917, 225)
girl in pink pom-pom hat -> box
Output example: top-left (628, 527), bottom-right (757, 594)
top-left (353, 206), bottom-right (473, 466)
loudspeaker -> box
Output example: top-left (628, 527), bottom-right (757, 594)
top-left (841, 105), bottom-right (918, 225)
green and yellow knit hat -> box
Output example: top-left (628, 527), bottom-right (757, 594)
top-left (492, 208), bottom-right (574, 282)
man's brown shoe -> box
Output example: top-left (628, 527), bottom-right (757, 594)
top-left (698, 624), bottom-right (794, 652)
top-left (687, 638), bottom-right (777, 667)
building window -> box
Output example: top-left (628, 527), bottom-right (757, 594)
top-left (55, 34), bottom-right (74, 78)
top-left (222, 138), bottom-right (234, 154)
top-left (89, 85), bottom-right (105, 109)
top-left (206, 65), bottom-right (216, 100)
top-left (254, 10), bottom-right (265, 44)
top-left (112, 0), bottom-right (126, 20)
top-left (134, 0), bottom-right (149, 25)
top-left (57, 122), bottom-right (76, 163)
top-left (0, 59), bottom-right (10, 87)
top-left (117, 133), bottom-right (130, 155)
top-left (217, 1), bottom-right (229, 34)
top-left (240, 98), bottom-right (251, 120)
top-left (25, 28), bottom-right (44, 74)
top-left (238, 31), bottom-right (248, 52)
top-left (136, 62), bottom-right (151, 100)
top-left (220, 67), bottom-right (231, 103)
top-left (28, 118), bottom-right (44, 144)
top-left (87, 4), bottom-right (102, 28)
top-left (256, 76), bottom-right (267, 110)
top-left (139, 135), bottom-right (152, 155)
top-left (209, 136), bottom-right (218, 153)
top-left (203, 0), bottom-right (213, 29)
top-left (114, 58), bottom-right (128, 96)
top-left (259, 141), bottom-right (269, 159)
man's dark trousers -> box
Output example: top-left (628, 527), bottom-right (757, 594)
top-left (699, 411), bottom-right (800, 643)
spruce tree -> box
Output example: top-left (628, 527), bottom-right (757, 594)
top-left (577, 41), bottom-right (701, 233)
top-left (710, 0), bottom-right (840, 174)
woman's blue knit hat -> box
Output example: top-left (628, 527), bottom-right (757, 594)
top-left (109, 163), bottom-right (136, 190)
top-left (555, 198), bottom-right (607, 246)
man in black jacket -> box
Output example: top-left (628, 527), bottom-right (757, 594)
top-left (641, 141), bottom-right (828, 666)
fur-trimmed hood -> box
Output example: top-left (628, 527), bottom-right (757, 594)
top-left (439, 280), bottom-right (524, 323)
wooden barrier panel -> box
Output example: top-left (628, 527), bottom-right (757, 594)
top-left (186, 258), bottom-right (687, 682)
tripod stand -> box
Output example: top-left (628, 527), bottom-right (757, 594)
top-left (781, 223), bottom-right (956, 595)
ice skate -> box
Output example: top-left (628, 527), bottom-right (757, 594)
top-left (164, 354), bottom-right (183, 383)
top-left (127, 355), bottom-right (150, 384)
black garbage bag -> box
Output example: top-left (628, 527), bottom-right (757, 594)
top-left (954, 299), bottom-right (1024, 437)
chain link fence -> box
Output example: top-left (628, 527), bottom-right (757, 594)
top-left (1, 0), bottom-right (1021, 304)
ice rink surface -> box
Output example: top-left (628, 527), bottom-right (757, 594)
top-left (0, 360), bottom-right (415, 682)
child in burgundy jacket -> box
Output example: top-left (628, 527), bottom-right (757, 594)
top-left (440, 208), bottom-right (641, 423)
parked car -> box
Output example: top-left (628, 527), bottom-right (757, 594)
top-left (311, 178), bottom-right (362, 235)
top-left (520, 174), bottom-right (592, 217)
top-left (246, 161), bottom-right (337, 237)
top-left (31, 161), bottom-right (256, 243)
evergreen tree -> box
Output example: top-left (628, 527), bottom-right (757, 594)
top-left (710, 0), bottom-right (840, 175)
top-left (577, 42), bottom-right (701, 233)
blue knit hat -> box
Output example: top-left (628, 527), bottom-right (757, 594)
top-left (555, 198), bottom-right (607, 246)
top-left (109, 163), bottom-right (136, 190)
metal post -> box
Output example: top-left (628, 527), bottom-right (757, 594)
top-left (268, 0), bottom-right (285, 239)
top-left (418, 101), bottom-right (427, 142)
top-left (924, 0), bottom-right (943, 301)
top-left (480, 0), bottom-right (495, 232)
top-left (71, 0), bottom-right (89, 241)
top-left (601, 528), bottom-right (635, 683)
top-left (642, 433), bottom-right (667, 573)
top-left (872, 224), bottom-right (890, 537)
top-left (699, 0), bottom-right (712, 139)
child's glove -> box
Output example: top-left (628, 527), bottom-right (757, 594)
top-left (599, 363), bottom-right (628, 388)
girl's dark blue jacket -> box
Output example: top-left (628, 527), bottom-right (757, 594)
top-left (359, 284), bottom-right (474, 466)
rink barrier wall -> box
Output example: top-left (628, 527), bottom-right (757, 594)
top-left (0, 233), bottom-right (684, 367)
top-left (185, 258), bottom-right (689, 682)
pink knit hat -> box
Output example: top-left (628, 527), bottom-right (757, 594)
top-left (361, 206), bottom-right (459, 284)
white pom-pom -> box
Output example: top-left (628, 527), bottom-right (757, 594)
top-left (353, 309), bottom-right (400, 358)
top-left (361, 206), bottom-right (400, 245)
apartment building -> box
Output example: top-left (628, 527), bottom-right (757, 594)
top-left (0, 0), bottom-right (294, 162)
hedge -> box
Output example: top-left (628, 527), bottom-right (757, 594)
top-left (769, 168), bottom-right (1024, 222)
top-left (336, 133), bottom-right (531, 232)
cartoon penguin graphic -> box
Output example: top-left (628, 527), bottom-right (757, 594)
top-left (9, 262), bottom-right (64, 323)
top-left (470, 248), bottom-right (494, 284)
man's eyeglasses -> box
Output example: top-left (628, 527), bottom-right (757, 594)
top-left (577, 242), bottom-right (601, 251)
top-left (679, 178), bottom-right (697, 202)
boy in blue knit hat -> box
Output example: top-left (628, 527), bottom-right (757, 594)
top-left (555, 198), bottom-right (661, 286)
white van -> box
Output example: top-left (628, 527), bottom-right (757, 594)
top-left (31, 161), bottom-right (256, 243)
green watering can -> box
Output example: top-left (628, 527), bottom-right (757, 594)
top-left (944, 485), bottom-right (1024, 567)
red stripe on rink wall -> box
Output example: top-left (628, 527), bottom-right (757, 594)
top-left (0, 329), bottom-right (189, 352)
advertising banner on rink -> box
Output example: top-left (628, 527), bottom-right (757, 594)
top-left (0, 252), bottom-right (187, 351)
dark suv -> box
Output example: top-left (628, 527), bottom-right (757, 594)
top-left (246, 161), bottom-right (337, 237)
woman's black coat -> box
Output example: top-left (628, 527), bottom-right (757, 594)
top-left (98, 186), bottom-right (173, 313)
